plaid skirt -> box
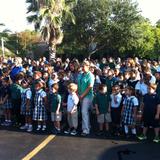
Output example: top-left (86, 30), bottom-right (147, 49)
top-left (33, 105), bottom-right (47, 121)
top-left (4, 100), bottom-right (12, 109)
top-left (21, 105), bottom-right (32, 116)
top-left (122, 111), bottom-right (135, 125)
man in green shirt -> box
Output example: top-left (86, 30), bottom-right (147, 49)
top-left (78, 61), bottom-right (95, 136)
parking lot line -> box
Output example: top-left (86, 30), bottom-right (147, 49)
top-left (22, 135), bottom-right (56, 160)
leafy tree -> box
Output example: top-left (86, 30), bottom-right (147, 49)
top-left (62, 0), bottom-right (141, 58)
top-left (26, 0), bottom-right (76, 60)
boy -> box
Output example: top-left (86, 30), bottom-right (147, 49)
top-left (49, 83), bottom-right (62, 134)
top-left (109, 85), bottom-right (122, 136)
top-left (138, 84), bottom-right (160, 143)
top-left (94, 84), bottom-right (111, 136)
top-left (64, 83), bottom-right (79, 135)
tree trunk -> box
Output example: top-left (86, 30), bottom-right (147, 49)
top-left (49, 44), bottom-right (56, 61)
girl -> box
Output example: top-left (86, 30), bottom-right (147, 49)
top-left (33, 80), bottom-right (48, 131)
top-left (0, 77), bottom-right (12, 126)
top-left (20, 79), bottom-right (32, 132)
top-left (121, 86), bottom-right (139, 137)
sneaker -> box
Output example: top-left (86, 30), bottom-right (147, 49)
top-left (81, 132), bottom-right (89, 137)
top-left (153, 137), bottom-right (160, 143)
top-left (36, 125), bottom-right (41, 131)
top-left (20, 125), bottom-right (28, 130)
top-left (27, 126), bottom-right (33, 132)
top-left (56, 129), bottom-right (61, 134)
top-left (137, 134), bottom-right (147, 141)
top-left (70, 129), bottom-right (77, 136)
top-left (64, 129), bottom-right (71, 134)
top-left (42, 125), bottom-right (46, 131)
top-left (1, 121), bottom-right (8, 126)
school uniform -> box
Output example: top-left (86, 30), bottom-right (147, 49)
top-left (10, 83), bottom-right (23, 124)
top-left (2, 85), bottom-right (12, 109)
top-left (143, 93), bottom-right (160, 128)
top-left (67, 93), bottom-right (79, 128)
top-left (33, 89), bottom-right (47, 121)
top-left (21, 88), bottom-right (32, 116)
top-left (48, 92), bottom-right (62, 122)
top-left (122, 96), bottom-right (139, 125)
top-left (110, 93), bottom-right (122, 125)
top-left (94, 92), bottom-right (111, 124)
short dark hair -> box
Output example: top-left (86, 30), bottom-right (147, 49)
top-left (98, 84), bottom-right (107, 91)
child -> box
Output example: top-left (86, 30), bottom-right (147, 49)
top-left (0, 77), bottom-right (12, 126)
top-left (121, 86), bottom-right (139, 137)
top-left (138, 84), bottom-right (160, 143)
top-left (64, 83), bottom-right (79, 135)
top-left (20, 79), bottom-right (33, 132)
top-left (109, 85), bottom-right (122, 136)
top-left (49, 83), bottom-right (62, 134)
top-left (33, 80), bottom-right (47, 131)
top-left (10, 73), bottom-right (23, 126)
top-left (94, 84), bottom-right (111, 136)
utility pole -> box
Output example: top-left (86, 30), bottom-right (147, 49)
top-left (1, 37), bottom-right (5, 57)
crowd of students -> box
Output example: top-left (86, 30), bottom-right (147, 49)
top-left (0, 56), bottom-right (160, 143)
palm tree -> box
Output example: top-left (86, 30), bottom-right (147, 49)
top-left (26, 0), bottom-right (76, 60)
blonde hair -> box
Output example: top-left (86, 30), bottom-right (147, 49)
top-left (68, 83), bottom-right (78, 92)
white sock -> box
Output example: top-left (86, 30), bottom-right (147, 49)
top-left (25, 123), bottom-right (29, 127)
top-left (124, 125), bottom-right (129, 134)
top-left (37, 125), bottom-right (41, 128)
top-left (131, 128), bottom-right (136, 135)
top-left (42, 125), bottom-right (46, 128)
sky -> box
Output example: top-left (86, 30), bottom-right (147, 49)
top-left (0, 0), bottom-right (160, 32)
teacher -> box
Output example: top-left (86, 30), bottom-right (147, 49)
top-left (78, 60), bottom-right (95, 136)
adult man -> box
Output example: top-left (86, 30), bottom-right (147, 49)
top-left (78, 61), bottom-right (95, 136)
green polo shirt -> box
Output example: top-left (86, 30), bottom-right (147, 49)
top-left (94, 92), bottom-right (110, 113)
top-left (10, 83), bottom-right (23, 100)
top-left (48, 93), bottom-right (61, 112)
top-left (78, 71), bottom-right (95, 98)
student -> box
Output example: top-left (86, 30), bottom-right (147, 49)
top-left (33, 80), bottom-right (47, 131)
top-left (109, 85), bottom-right (122, 136)
top-left (10, 73), bottom-right (23, 126)
top-left (121, 86), bottom-right (138, 137)
top-left (48, 83), bottom-right (62, 134)
top-left (64, 83), bottom-right (79, 135)
top-left (94, 84), bottom-right (111, 136)
top-left (138, 84), bottom-right (160, 143)
top-left (0, 77), bottom-right (12, 126)
top-left (20, 79), bottom-right (33, 132)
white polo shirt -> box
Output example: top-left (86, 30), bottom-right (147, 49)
top-left (110, 93), bottom-right (122, 108)
top-left (67, 93), bottom-right (79, 112)
top-left (135, 81), bottom-right (148, 96)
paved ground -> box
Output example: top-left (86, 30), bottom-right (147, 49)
top-left (0, 127), bottom-right (160, 160)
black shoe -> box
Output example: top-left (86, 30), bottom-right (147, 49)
top-left (125, 134), bottom-right (130, 139)
top-left (96, 131), bottom-right (104, 136)
top-left (105, 131), bottom-right (111, 137)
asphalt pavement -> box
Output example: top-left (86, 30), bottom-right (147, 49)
top-left (0, 127), bottom-right (160, 160)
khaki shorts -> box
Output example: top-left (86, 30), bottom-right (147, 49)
top-left (51, 112), bottom-right (62, 122)
top-left (97, 113), bottom-right (112, 123)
